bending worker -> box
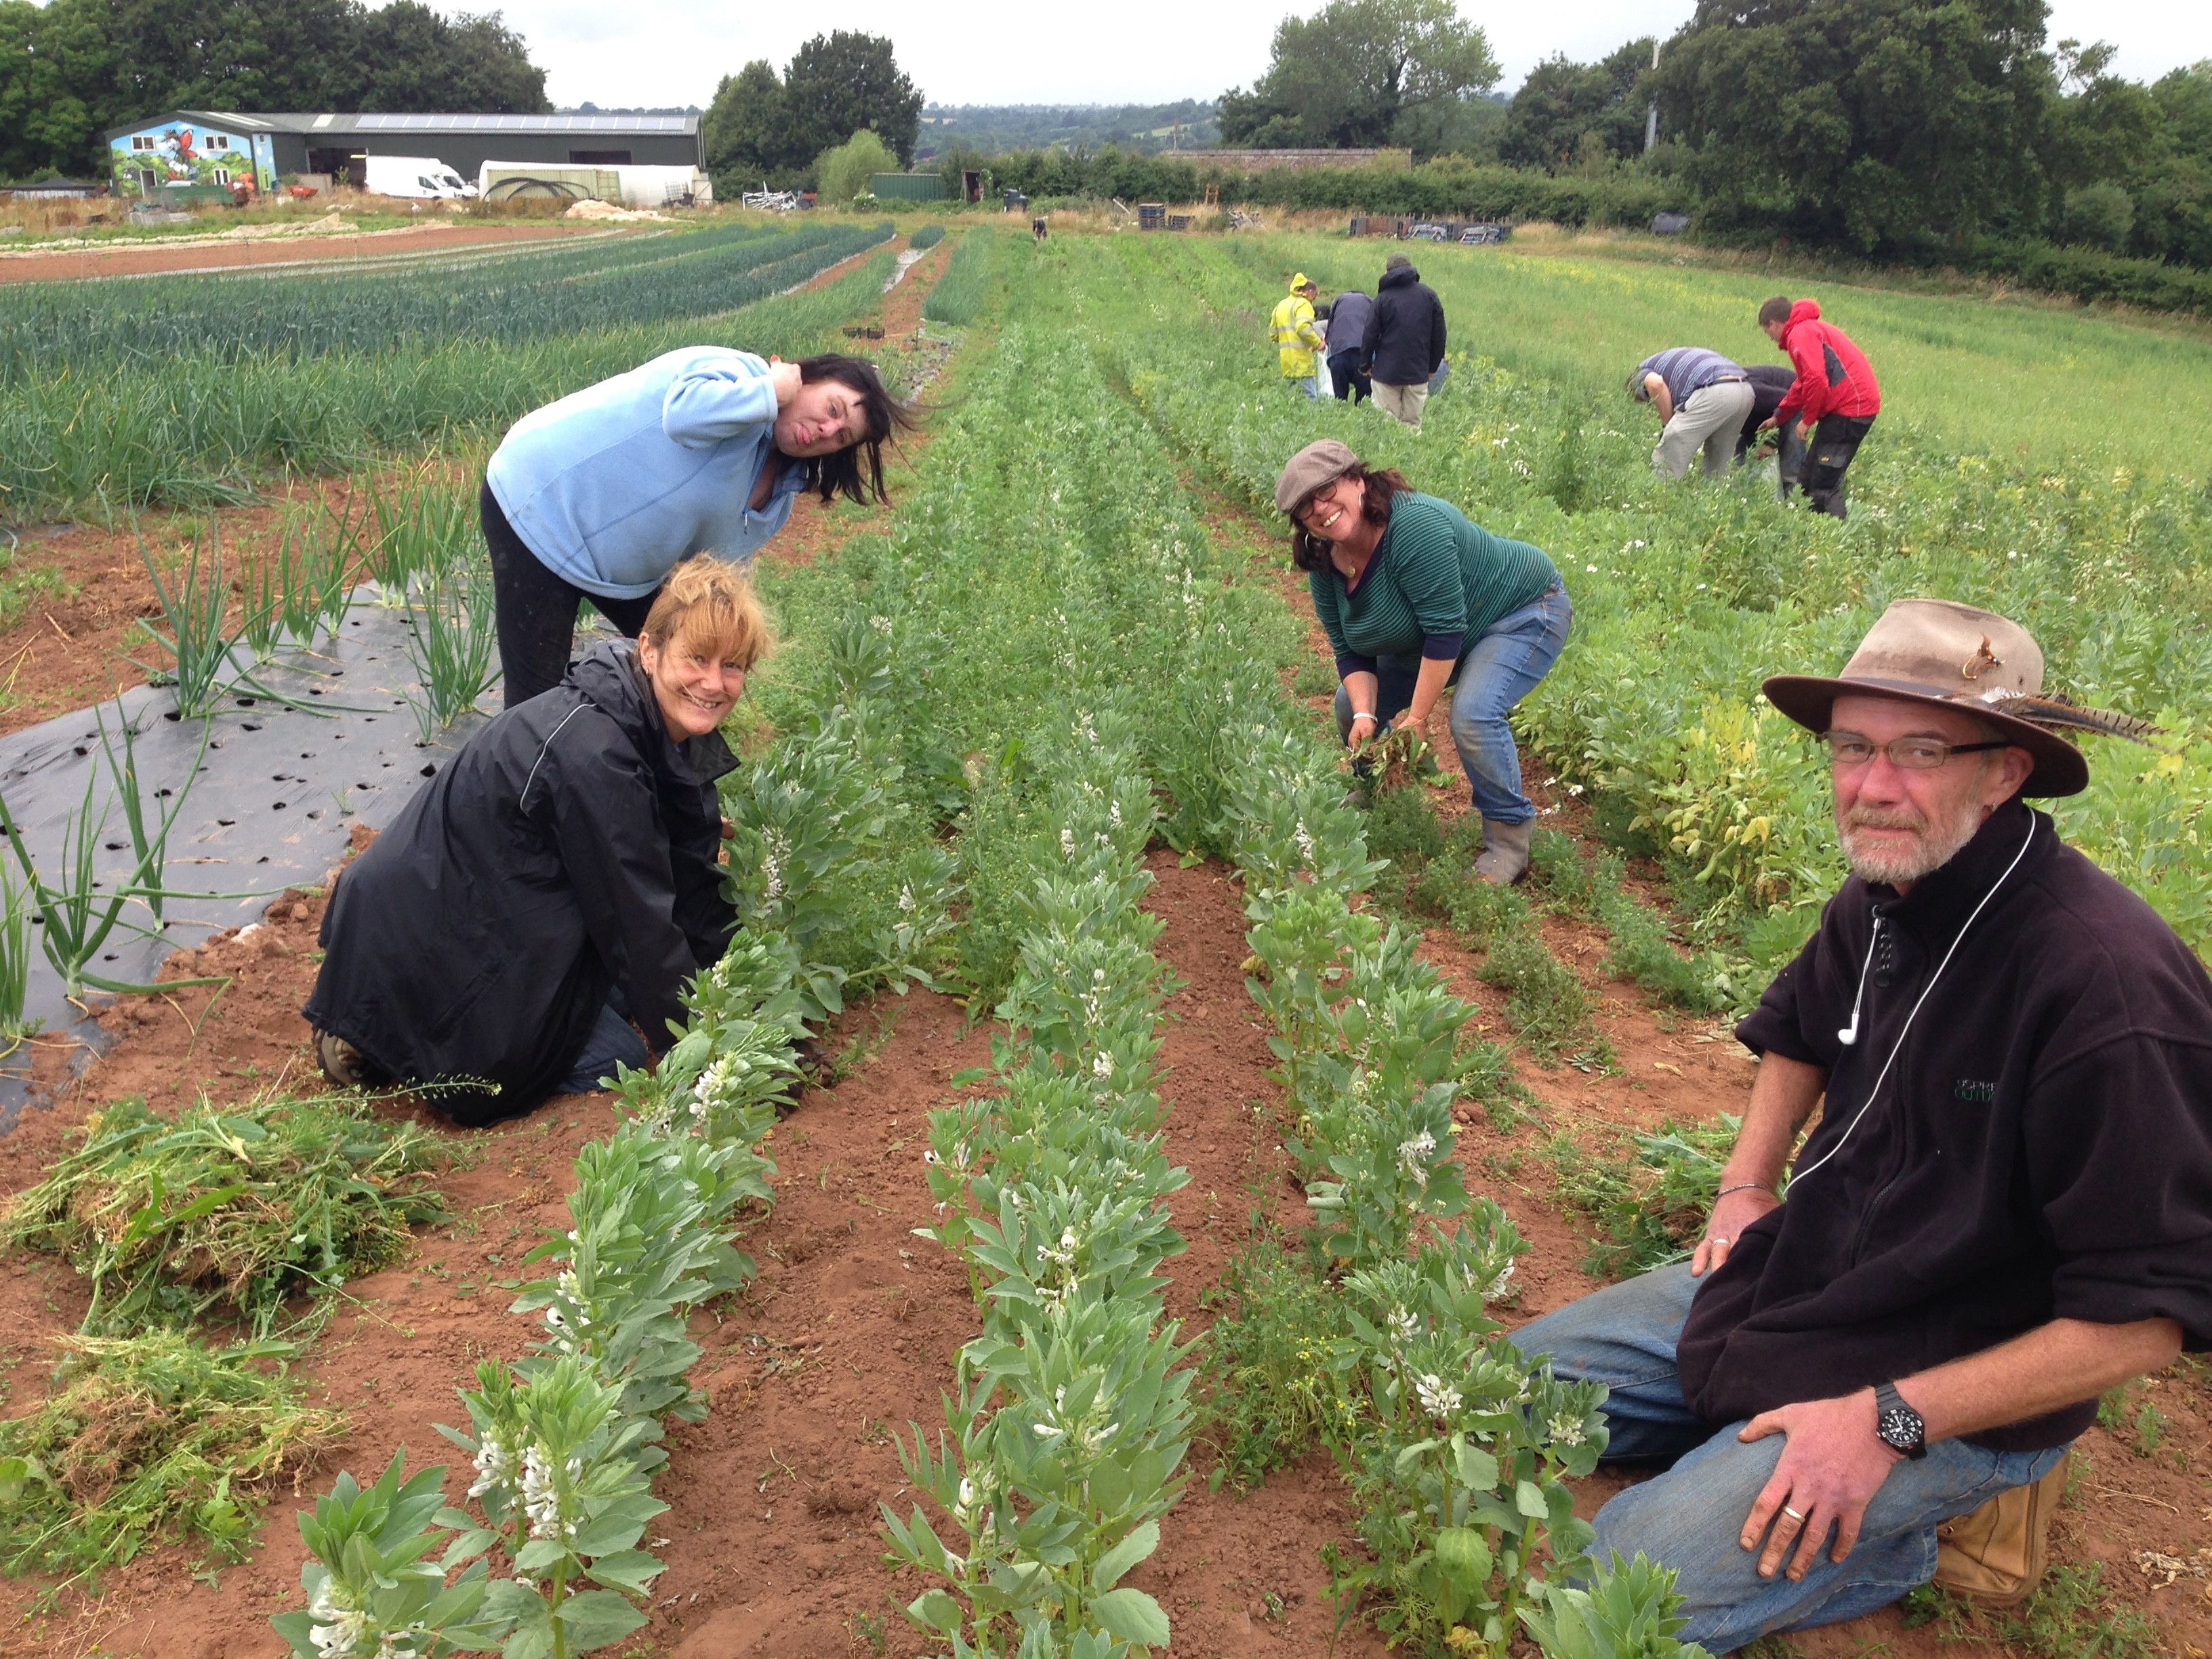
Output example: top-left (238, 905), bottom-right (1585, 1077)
top-left (1512, 599), bottom-right (2211, 1650)
top-left (306, 558), bottom-right (768, 1126)
top-left (483, 347), bottom-right (909, 707)
top-left (1325, 285), bottom-right (1374, 404)
top-left (1270, 274), bottom-right (1326, 399)
top-left (1631, 346), bottom-right (1755, 478)
top-left (1275, 439), bottom-right (1570, 885)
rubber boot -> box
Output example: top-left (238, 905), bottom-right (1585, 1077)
top-left (1475, 817), bottom-right (1533, 885)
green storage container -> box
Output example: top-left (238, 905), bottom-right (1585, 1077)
top-left (868, 172), bottom-right (947, 203)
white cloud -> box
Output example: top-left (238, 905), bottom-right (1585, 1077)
top-left (490, 0), bottom-right (2212, 112)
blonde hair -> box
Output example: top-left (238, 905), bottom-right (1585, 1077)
top-left (639, 556), bottom-right (775, 670)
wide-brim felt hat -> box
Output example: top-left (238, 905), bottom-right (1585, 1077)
top-left (1764, 598), bottom-right (2119, 798)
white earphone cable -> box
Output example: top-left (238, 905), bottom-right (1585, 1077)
top-left (1789, 817), bottom-right (2038, 1189)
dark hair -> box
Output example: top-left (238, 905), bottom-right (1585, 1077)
top-left (1757, 295), bottom-right (1794, 327)
top-left (790, 352), bottom-right (920, 507)
top-left (1288, 464), bottom-right (1410, 572)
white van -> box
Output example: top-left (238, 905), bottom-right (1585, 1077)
top-left (363, 155), bottom-right (477, 201)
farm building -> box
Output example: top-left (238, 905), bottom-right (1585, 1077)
top-left (104, 111), bottom-right (702, 197)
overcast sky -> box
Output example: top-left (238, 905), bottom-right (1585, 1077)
top-left (510, 0), bottom-right (2212, 112)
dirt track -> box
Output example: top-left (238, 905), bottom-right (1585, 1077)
top-left (0, 220), bottom-right (611, 284)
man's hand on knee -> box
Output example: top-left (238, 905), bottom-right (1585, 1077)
top-left (1735, 1388), bottom-right (1902, 1582)
top-left (1692, 1183), bottom-right (1779, 1276)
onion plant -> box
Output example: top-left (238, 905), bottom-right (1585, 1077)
top-left (367, 470), bottom-right (478, 598)
top-left (0, 861), bottom-right (30, 1056)
top-left (237, 499), bottom-right (364, 659)
top-left (0, 714), bottom-right (228, 997)
top-left (131, 527), bottom-right (243, 720)
top-left (400, 566), bottom-right (499, 739)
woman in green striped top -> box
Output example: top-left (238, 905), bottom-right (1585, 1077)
top-left (1275, 439), bottom-right (1572, 884)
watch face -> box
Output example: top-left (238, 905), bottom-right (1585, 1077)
top-left (1879, 1406), bottom-right (1921, 1448)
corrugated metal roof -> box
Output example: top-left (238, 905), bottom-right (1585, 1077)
top-left (349, 112), bottom-right (695, 134)
top-left (106, 109), bottom-right (698, 140)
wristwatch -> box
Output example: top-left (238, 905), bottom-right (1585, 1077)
top-left (1873, 1382), bottom-right (1927, 1460)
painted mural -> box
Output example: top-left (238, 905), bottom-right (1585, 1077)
top-left (108, 122), bottom-right (277, 196)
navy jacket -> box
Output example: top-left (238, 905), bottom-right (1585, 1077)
top-left (1364, 265), bottom-right (1447, 386)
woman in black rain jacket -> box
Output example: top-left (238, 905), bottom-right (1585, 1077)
top-left (304, 557), bottom-right (768, 1125)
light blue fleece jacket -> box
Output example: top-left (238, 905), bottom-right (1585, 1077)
top-left (485, 346), bottom-right (808, 600)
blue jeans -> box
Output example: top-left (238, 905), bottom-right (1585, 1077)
top-left (1511, 1263), bottom-right (2069, 1654)
top-left (556, 1000), bottom-right (648, 1094)
top-left (1332, 581), bottom-right (1572, 825)
top-left (1288, 373), bottom-right (1318, 399)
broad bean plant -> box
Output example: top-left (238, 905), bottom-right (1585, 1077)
top-left (276, 590), bottom-right (958, 1659)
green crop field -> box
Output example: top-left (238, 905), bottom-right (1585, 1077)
top-left (0, 220), bottom-right (2201, 1659)
top-left (1072, 229), bottom-right (2212, 979)
top-left (1254, 232), bottom-right (2212, 478)
top-left (0, 220), bottom-right (897, 520)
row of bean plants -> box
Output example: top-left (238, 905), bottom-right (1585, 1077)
top-left (0, 241), bottom-right (897, 520)
top-left (789, 243), bottom-right (1712, 1656)
top-left (0, 221), bottom-right (888, 380)
top-left (274, 607), bottom-right (962, 1658)
top-left (1202, 725), bottom-right (1704, 1656)
top-left (1065, 230), bottom-right (2212, 994)
top-left (887, 718), bottom-right (1191, 1655)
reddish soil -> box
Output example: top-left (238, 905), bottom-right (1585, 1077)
top-left (0, 220), bottom-right (609, 284)
top-left (0, 845), bottom-right (1385, 1659)
top-left (4, 253), bottom-right (2203, 1659)
top-left (0, 467), bottom-right (448, 739)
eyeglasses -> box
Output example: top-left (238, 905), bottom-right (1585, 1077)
top-left (1820, 732), bottom-right (2013, 770)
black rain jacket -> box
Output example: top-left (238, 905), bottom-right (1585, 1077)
top-left (1364, 264), bottom-right (1448, 386)
top-left (304, 640), bottom-right (737, 1124)
top-left (1681, 801), bottom-right (2212, 1450)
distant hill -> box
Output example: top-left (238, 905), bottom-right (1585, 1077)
top-left (916, 101), bottom-right (1221, 159)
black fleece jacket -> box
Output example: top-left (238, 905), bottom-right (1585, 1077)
top-left (1363, 264), bottom-right (1447, 386)
top-left (304, 640), bottom-right (737, 1124)
top-left (1679, 800), bottom-right (2212, 1451)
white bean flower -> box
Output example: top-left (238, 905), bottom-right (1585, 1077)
top-left (468, 1431), bottom-right (514, 1500)
top-left (1397, 1129), bottom-right (1437, 1177)
top-left (308, 1584), bottom-right (370, 1657)
top-left (1415, 1373), bottom-right (1464, 1423)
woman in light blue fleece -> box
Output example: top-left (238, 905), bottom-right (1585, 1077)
top-left (483, 346), bottom-right (908, 705)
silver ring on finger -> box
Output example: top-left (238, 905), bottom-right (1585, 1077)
top-left (1782, 1504), bottom-right (1808, 1522)
top-left (1710, 1237), bottom-right (1730, 1248)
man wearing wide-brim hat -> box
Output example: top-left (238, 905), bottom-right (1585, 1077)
top-left (1513, 598), bottom-right (2212, 1651)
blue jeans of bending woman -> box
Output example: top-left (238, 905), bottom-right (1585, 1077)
top-left (1511, 1263), bottom-right (2068, 1654)
top-left (1332, 580), bottom-right (1572, 825)
top-left (556, 999), bottom-right (649, 1094)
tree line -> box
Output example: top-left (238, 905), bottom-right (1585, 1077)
top-left (1210, 0), bottom-right (2212, 269)
top-left (0, 0), bottom-right (548, 182)
top-left (702, 32), bottom-right (923, 192)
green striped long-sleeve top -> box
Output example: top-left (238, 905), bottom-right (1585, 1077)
top-left (1309, 491), bottom-right (1559, 675)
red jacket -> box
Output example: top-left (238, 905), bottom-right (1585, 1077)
top-left (1773, 299), bottom-right (1880, 426)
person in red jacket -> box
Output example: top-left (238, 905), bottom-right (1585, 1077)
top-left (1758, 296), bottom-right (1881, 520)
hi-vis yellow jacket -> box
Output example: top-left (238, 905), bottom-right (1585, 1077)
top-left (1270, 291), bottom-right (1324, 377)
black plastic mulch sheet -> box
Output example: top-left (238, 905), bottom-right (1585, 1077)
top-left (0, 586), bottom-right (522, 1123)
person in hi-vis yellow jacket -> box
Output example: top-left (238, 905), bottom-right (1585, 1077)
top-left (1271, 274), bottom-right (1326, 399)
